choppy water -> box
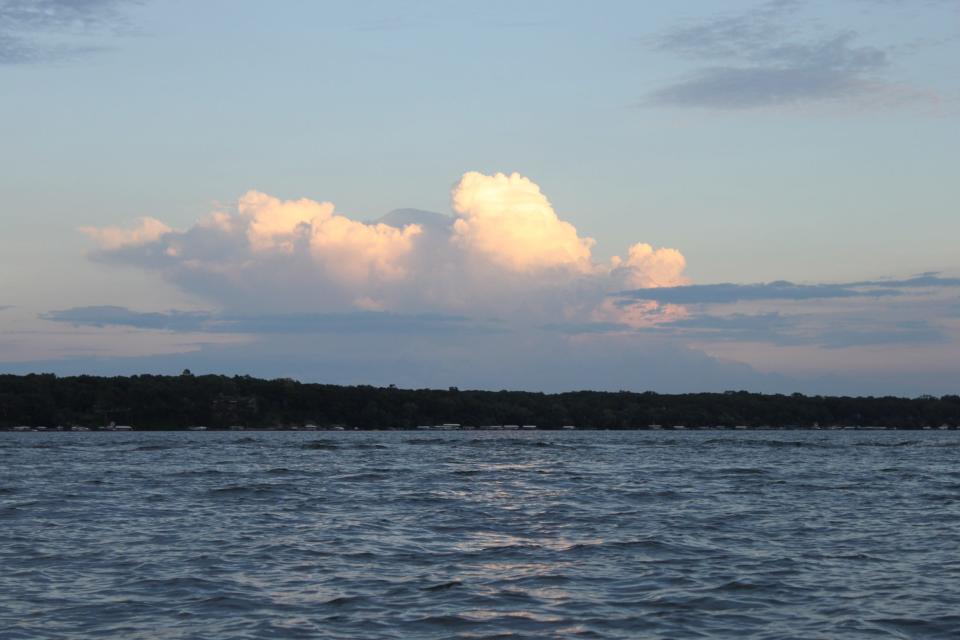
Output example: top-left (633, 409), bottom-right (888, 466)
top-left (2, 430), bottom-right (959, 639)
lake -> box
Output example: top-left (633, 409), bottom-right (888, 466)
top-left (2, 430), bottom-right (959, 639)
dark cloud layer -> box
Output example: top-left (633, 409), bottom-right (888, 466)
top-left (598, 273), bottom-right (960, 349)
top-left (41, 305), bottom-right (209, 332)
top-left (0, 0), bottom-right (139, 63)
top-left (41, 306), bottom-right (500, 336)
top-left (646, 0), bottom-right (922, 109)
top-left (45, 270), bottom-right (960, 353)
top-left (618, 274), bottom-right (960, 305)
top-left (648, 64), bottom-right (882, 110)
top-left (848, 274), bottom-right (960, 288)
top-left (618, 280), bottom-right (892, 305)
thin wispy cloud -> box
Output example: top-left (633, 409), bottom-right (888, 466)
top-left (848, 274), bottom-right (960, 288)
top-left (47, 269), bottom-right (959, 355)
top-left (651, 312), bottom-right (949, 349)
top-left (42, 306), bottom-right (502, 337)
top-left (0, 0), bottom-right (141, 64)
top-left (645, 0), bottom-right (935, 109)
top-left (41, 306), bottom-right (211, 332)
top-left (593, 273), bottom-right (960, 350)
top-left (618, 280), bottom-right (894, 305)
top-left (547, 298), bottom-right (955, 349)
top-left (617, 274), bottom-right (960, 305)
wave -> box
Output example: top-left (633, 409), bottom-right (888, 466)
top-left (855, 440), bottom-right (920, 447)
top-left (208, 483), bottom-right (292, 495)
top-left (714, 467), bottom-right (770, 475)
top-left (702, 438), bottom-right (832, 448)
top-left (332, 472), bottom-right (391, 482)
top-left (404, 437), bottom-right (453, 445)
top-left (421, 580), bottom-right (463, 591)
top-left (172, 469), bottom-right (229, 477)
top-left (301, 440), bottom-right (339, 450)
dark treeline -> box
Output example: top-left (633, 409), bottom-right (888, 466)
top-left (1, 373), bottom-right (959, 430)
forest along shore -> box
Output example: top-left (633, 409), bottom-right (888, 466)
top-left (2, 373), bottom-right (958, 431)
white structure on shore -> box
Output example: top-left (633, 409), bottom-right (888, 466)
top-left (102, 423), bottom-right (133, 431)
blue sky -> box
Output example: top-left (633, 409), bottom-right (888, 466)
top-left (1, 0), bottom-right (959, 395)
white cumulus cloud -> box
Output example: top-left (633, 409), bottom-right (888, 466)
top-left (82, 172), bottom-right (688, 326)
top-left (237, 190), bottom-right (423, 285)
top-left (451, 171), bottom-right (595, 273)
top-left (80, 217), bottom-right (171, 250)
top-left (615, 242), bottom-right (689, 289)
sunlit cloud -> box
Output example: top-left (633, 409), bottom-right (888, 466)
top-left (612, 243), bottom-right (688, 289)
top-left (451, 171), bottom-right (595, 273)
top-left (80, 217), bottom-right (171, 250)
top-left (82, 171), bottom-right (688, 326)
top-left (239, 190), bottom-right (423, 286)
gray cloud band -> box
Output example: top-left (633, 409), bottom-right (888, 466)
top-left (645, 0), bottom-right (931, 109)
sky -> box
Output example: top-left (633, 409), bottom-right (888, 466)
top-left (1, 0), bottom-right (959, 396)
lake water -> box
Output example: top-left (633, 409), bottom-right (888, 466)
top-left (2, 430), bottom-right (959, 639)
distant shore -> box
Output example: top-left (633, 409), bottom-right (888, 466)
top-left (2, 373), bottom-right (958, 431)
top-left (3, 425), bottom-right (956, 432)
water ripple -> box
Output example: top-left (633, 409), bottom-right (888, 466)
top-left (1, 429), bottom-right (958, 638)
